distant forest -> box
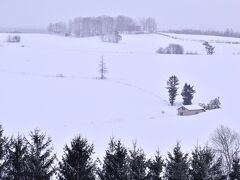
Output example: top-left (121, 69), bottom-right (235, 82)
top-left (48, 15), bottom-right (158, 37)
top-left (165, 28), bottom-right (240, 38)
top-left (1, 15), bottom-right (240, 39)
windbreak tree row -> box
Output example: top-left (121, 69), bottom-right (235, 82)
top-left (0, 125), bottom-right (239, 179)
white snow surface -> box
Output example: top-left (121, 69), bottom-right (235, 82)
top-left (179, 105), bottom-right (204, 110)
top-left (0, 33), bottom-right (240, 158)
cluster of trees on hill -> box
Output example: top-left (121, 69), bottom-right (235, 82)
top-left (157, 44), bottom-right (184, 55)
top-left (6, 35), bottom-right (21, 43)
top-left (165, 29), bottom-right (240, 39)
top-left (48, 15), bottom-right (157, 37)
top-left (156, 42), bottom-right (216, 55)
top-left (0, 124), bottom-right (240, 179)
top-left (101, 31), bottom-right (122, 43)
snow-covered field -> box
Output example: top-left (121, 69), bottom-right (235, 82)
top-left (0, 33), bottom-right (240, 158)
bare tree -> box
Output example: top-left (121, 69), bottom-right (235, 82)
top-left (138, 17), bottom-right (157, 33)
top-left (211, 125), bottom-right (240, 175)
top-left (115, 15), bottom-right (136, 33)
top-left (48, 22), bottom-right (67, 35)
top-left (98, 56), bottom-right (108, 79)
top-left (145, 17), bottom-right (157, 33)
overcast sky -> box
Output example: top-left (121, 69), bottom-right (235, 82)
top-left (0, 0), bottom-right (239, 31)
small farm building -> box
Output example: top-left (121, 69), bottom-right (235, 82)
top-left (177, 105), bottom-right (205, 116)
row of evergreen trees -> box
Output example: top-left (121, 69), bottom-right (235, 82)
top-left (166, 75), bottom-right (196, 106)
top-left (1, 125), bottom-right (240, 179)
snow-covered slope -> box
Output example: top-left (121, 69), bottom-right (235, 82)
top-left (0, 33), bottom-right (239, 157)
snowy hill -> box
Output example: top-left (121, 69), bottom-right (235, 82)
top-left (0, 33), bottom-right (240, 157)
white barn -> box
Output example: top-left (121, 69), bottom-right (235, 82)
top-left (177, 105), bottom-right (205, 116)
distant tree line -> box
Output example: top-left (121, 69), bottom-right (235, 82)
top-left (165, 29), bottom-right (240, 39)
top-left (0, 124), bottom-right (240, 179)
top-left (48, 15), bottom-right (157, 37)
top-left (0, 28), bottom-right (48, 34)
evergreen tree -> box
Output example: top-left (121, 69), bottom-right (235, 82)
top-left (166, 75), bottom-right (179, 106)
top-left (165, 142), bottom-right (189, 180)
top-left (181, 83), bottom-right (196, 105)
top-left (0, 125), bottom-right (8, 179)
top-left (5, 135), bottom-right (29, 180)
top-left (190, 145), bottom-right (223, 180)
top-left (26, 129), bottom-right (56, 180)
top-left (128, 142), bottom-right (147, 180)
top-left (99, 138), bottom-right (128, 180)
top-left (147, 150), bottom-right (164, 180)
top-left (58, 135), bottom-right (96, 180)
top-left (203, 41), bottom-right (215, 55)
top-left (229, 158), bottom-right (240, 180)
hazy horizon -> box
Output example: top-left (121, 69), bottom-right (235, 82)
top-left (0, 0), bottom-right (239, 31)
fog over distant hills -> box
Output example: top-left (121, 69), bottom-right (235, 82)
top-left (0, 0), bottom-right (239, 31)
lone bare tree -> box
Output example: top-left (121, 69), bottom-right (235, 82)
top-left (211, 125), bottom-right (240, 175)
top-left (99, 56), bottom-right (108, 79)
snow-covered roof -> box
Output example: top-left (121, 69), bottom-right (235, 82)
top-left (178, 105), bottom-right (204, 111)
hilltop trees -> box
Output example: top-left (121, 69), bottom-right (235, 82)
top-left (58, 135), bottom-right (96, 180)
top-left (139, 17), bottom-right (157, 33)
top-left (49, 16), bottom-right (157, 37)
top-left (157, 44), bottom-right (184, 54)
top-left (101, 31), bottom-right (122, 43)
top-left (181, 83), bottom-right (196, 105)
top-left (166, 29), bottom-right (240, 38)
top-left (48, 22), bottom-right (68, 35)
top-left (165, 44), bottom-right (184, 54)
top-left (166, 75), bottom-right (180, 106)
top-left (115, 15), bottom-right (137, 33)
top-left (7, 35), bottom-right (21, 43)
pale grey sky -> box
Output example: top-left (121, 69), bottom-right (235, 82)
top-left (0, 0), bottom-right (239, 31)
